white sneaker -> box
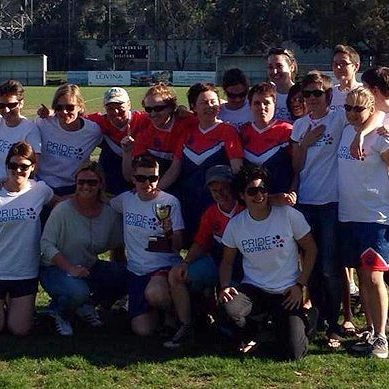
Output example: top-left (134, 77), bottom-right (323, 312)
top-left (76, 304), bottom-right (103, 327)
top-left (50, 312), bottom-right (73, 336)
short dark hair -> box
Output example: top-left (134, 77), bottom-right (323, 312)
top-left (0, 79), bottom-right (24, 100)
top-left (267, 47), bottom-right (298, 82)
top-left (5, 141), bottom-right (36, 166)
top-left (131, 154), bottom-right (159, 170)
top-left (287, 83), bottom-right (304, 120)
top-left (362, 67), bottom-right (389, 98)
top-left (235, 165), bottom-right (269, 195)
top-left (187, 83), bottom-right (219, 110)
top-left (302, 70), bottom-right (333, 105)
top-left (222, 68), bottom-right (249, 90)
top-left (247, 82), bottom-right (276, 105)
top-left (333, 44), bottom-right (360, 65)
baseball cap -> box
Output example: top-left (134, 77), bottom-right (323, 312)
top-left (205, 165), bottom-right (234, 186)
top-left (104, 87), bottom-right (130, 105)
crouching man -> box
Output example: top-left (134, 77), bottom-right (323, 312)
top-left (219, 165), bottom-right (317, 360)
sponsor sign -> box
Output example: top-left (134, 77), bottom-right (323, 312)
top-left (88, 71), bottom-right (132, 86)
top-left (173, 71), bottom-right (216, 86)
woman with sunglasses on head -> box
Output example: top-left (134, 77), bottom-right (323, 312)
top-left (36, 84), bottom-right (102, 200)
top-left (267, 47), bottom-right (298, 122)
top-left (0, 141), bottom-right (53, 335)
top-left (122, 83), bottom-right (195, 192)
top-left (174, 82), bottom-right (243, 241)
top-left (219, 164), bottom-right (316, 360)
top-left (40, 161), bottom-right (127, 336)
top-left (111, 155), bottom-right (184, 336)
top-left (218, 68), bottom-right (253, 131)
top-left (0, 80), bottom-right (41, 182)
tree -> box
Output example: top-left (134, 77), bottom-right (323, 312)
top-left (295, 0), bottom-right (389, 65)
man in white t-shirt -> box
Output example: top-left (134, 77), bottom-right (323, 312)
top-left (110, 154), bottom-right (184, 336)
top-left (219, 165), bottom-right (316, 360)
top-left (218, 68), bottom-right (253, 131)
top-left (330, 44), bottom-right (362, 111)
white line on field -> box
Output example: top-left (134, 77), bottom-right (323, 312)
top-left (85, 97), bottom-right (102, 103)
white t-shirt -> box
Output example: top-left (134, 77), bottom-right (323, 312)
top-left (0, 180), bottom-right (53, 279)
top-left (110, 190), bottom-right (184, 275)
top-left (275, 92), bottom-right (292, 122)
top-left (36, 116), bottom-right (102, 188)
top-left (222, 206), bottom-right (310, 293)
top-left (291, 109), bottom-right (347, 204)
top-left (338, 124), bottom-right (389, 223)
top-left (218, 100), bottom-right (253, 131)
top-left (0, 118), bottom-right (41, 181)
top-left (330, 83), bottom-right (363, 111)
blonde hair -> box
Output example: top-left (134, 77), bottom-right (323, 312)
top-left (346, 87), bottom-right (375, 109)
top-left (142, 83), bottom-right (177, 110)
top-left (52, 84), bottom-right (86, 114)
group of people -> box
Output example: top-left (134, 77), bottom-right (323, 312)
top-left (1, 43), bottom-right (389, 361)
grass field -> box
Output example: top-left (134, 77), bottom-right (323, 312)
top-left (4, 85), bottom-right (388, 388)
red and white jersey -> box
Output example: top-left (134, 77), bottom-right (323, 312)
top-left (194, 202), bottom-right (245, 251)
top-left (133, 116), bottom-right (194, 160)
top-left (176, 121), bottom-right (244, 164)
top-left (240, 120), bottom-right (292, 165)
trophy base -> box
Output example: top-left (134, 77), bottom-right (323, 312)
top-left (146, 236), bottom-right (172, 253)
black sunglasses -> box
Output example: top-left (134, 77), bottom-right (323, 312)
top-left (76, 179), bottom-right (99, 186)
top-left (0, 102), bottom-right (19, 110)
top-left (54, 104), bottom-right (76, 112)
top-left (344, 104), bottom-right (367, 113)
top-left (7, 162), bottom-right (33, 171)
top-left (144, 105), bottom-right (169, 113)
top-left (246, 186), bottom-right (267, 196)
top-left (133, 174), bottom-right (159, 183)
top-left (302, 90), bottom-right (325, 98)
top-left (226, 91), bottom-right (247, 99)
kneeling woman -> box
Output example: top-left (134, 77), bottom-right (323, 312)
top-left (40, 162), bottom-right (127, 336)
top-left (0, 141), bottom-right (53, 335)
top-left (219, 165), bottom-right (317, 360)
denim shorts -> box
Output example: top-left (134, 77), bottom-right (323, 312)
top-left (127, 267), bottom-right (170, 319)
top-left (338, 222), bottom-right (389, 270)
top-left (0, 278), bottom-right (38, 299)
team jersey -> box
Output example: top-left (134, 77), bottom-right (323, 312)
top-left (87, 111), bottom-right (149, 195)
top-left (194, 202), bottom-right (245, 250)
top-left (240, 120), bottom-right (292, 193)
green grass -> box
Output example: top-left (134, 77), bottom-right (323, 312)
top-left (10, 86), bottom-right (389, 387)
top-left (23, 86), bottom-right (190, 119)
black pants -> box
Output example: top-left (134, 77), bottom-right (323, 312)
top-left (223, 283), bottom-right (308, 360)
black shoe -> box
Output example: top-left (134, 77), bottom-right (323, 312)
top-left (303, 307), bottom-right (319, 339)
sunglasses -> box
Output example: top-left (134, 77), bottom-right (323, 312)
top-left (7, 162), bottom-right (33, 171)
top-left (144, 105), bottom-right (169, 113)
top-left (246, 186), bottom-right (267, 196)
top-left (344, 104), bottom-right (367, 113)
top-left (54, 104), bottom-right (76, 112)
top-left (226, 91), bottom-right (247, 99)
top-left (133, 174), bottom-right (159, 183)
top-left (0, 102), bottom-right (19, 110)
top-left (332, 61), bottom-right (353, 70)
top-left (302, 90), bottom-right (325, 98)
top-left (76, 179), bottom-right (99, 186)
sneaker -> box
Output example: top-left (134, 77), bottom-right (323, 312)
top-left (163, 324), bottom-right (193, 349)
top-left (50, 312), bottom-right (73, 336)
top-left (370, 336), bottom-right (388, 359)
top-left (76, 304), bottom-right (103, 327)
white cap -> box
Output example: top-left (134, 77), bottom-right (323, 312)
top-left (104, 87), bottom-right (130, 105)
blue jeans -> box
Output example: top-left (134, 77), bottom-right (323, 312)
top-left (297, 202), bottom-right (342, 333)
top-left (40, 260), bottom-right (128, 318)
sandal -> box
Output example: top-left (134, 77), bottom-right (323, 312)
top-left (326, 332), bottom-right (343, 349)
